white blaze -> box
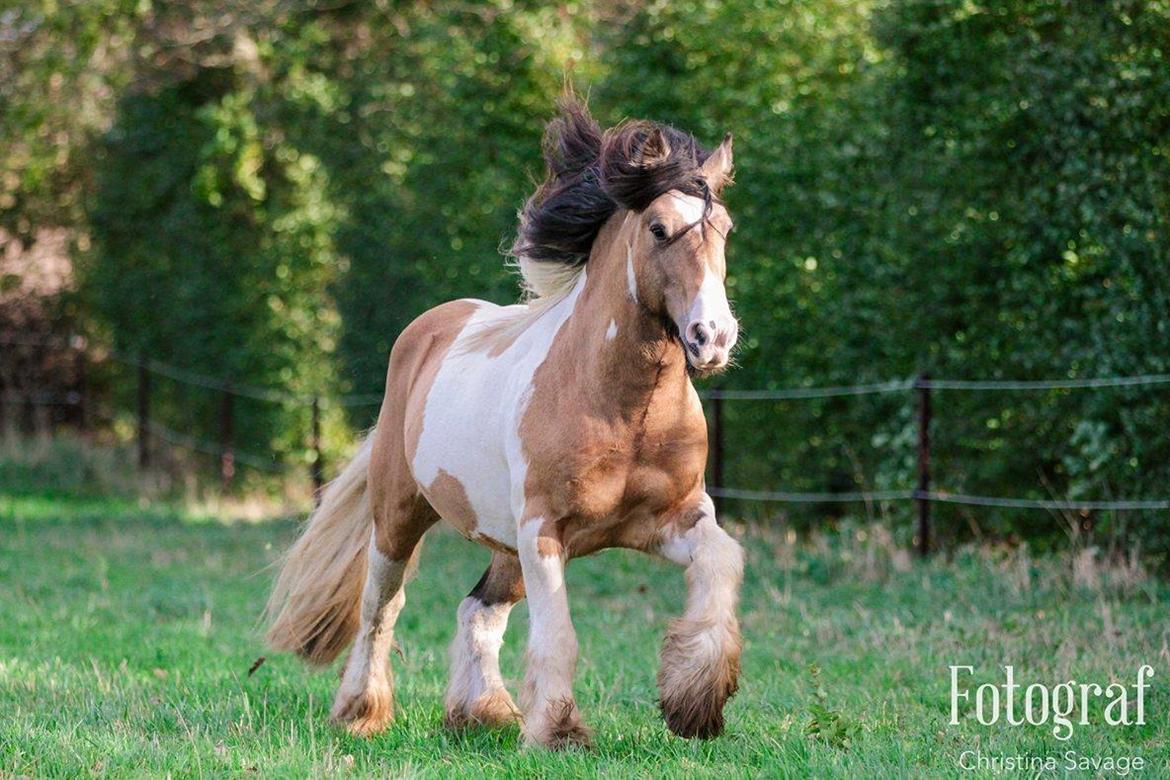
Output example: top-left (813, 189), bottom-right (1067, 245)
top-left (685, 268), bottom-right (733, 339)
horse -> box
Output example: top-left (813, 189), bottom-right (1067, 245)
top-left (265, 96), bottom-right (744, 749)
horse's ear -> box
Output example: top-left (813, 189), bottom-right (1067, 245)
top-left (637, 127), bottom-right (672, 167)
top-left (700, 133), bottom-right (734, 192)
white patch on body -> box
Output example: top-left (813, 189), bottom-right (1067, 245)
top-left (605, 319), bottom-right (618, 341)
top-left (412, 274), bottom-right (588, 550)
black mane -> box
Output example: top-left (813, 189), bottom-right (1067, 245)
top-left (510, 97), bottom-right (715, 269)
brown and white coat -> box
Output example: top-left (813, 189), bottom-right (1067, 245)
top-left (266, 98), bottom-right (745, 749)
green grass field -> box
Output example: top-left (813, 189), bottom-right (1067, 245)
top-left (2, 488), bottom-right (1168, 778)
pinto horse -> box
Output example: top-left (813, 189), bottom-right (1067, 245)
top-left (266, 98), bottom-right (744, 749)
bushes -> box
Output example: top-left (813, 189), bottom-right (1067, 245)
top-left (4, 0), bottom-right (1169, 555)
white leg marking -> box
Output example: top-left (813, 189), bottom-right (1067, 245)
top-left (332, 537), bottom-right (408, 731)
top-left (517, 519), bottom-right (587, 747)
top-left (605, 318), bottom-right (618, 341)
top-left (445, 596), bottom-right (519, 725)
top-left (658, 500), bottom-right (743, 627)
top-left (656, 495), bottom-right (744, 738)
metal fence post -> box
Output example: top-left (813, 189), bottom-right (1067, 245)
top-left (916, 373), bottom-right (932, 557)
top-left (137, 355), bottom-right (150, 469)
top-left (311, 395), bottom-right (324, 505)
top-left (74, 338), bottom-right (87, 433)
top-left (220, 388), bottom-right (235, 489)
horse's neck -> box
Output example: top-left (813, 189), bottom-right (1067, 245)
top-left (565, 221), bottom-right (691, 414)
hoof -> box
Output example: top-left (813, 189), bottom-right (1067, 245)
top-left (658, 617), bottom-right (741, 739)
top-left (331, 684), bottom-right (394, 737)
top-left (522, 698), bottom-right (592, 750)
top-left (444, 689), bottom-right (522, 730)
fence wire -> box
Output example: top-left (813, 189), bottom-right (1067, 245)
top-left (708, 486), bottom-right (1170, 511)
top-left (88, 402), bottom-right (290, 474)
top-left (709, 487), bottom-right (915, 503)
top-left (146, 421), bottom-right (289, 474)
top-left (8, 332), bottom-right (1170, 403)
top-left (703, 380), bottom-right (914, 400)
top-left (916, 491), bottom-right (1170, 511)
top-left (701, 372), bottom-right (1170, 400)
top-left (6, 332), bottom-right (1170, 509)
top-left (922, 374), bottom-right (1170, 391)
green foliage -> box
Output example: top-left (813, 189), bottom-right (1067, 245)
top-left (597, 0), bottom-right (1170, 554)
top-left (0, 433), bottom-right (137, 498)
top-left (805, 665), bottom-right (861, 750)
top-left (4, 1), bottom-right (1169, 553)
top-left (864, 0), bottom-right (1170, 548)
top-left (87, 70), bottom-right (344, 461)
top-left (0, 0), bottom-right (141, 237)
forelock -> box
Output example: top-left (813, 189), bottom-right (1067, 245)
top-left (509, 97), bottom-right (717, 297)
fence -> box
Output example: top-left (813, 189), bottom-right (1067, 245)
top-left (0, 334), bottom-right (382, 499)
top-left (4, 332), bottom-right (1170, 555)
top-left (703, 373), bottom-right (1170, 556)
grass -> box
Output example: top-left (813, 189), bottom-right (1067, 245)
top-left (2, 483), bottom-right (1168, 777)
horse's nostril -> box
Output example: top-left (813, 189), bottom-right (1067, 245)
top-left (686, 321), bottom-right (709, 347)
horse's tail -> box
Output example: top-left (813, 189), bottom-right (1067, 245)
top-left (265, 433), bottom-right (374, 665)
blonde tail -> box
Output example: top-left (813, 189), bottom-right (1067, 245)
top-left (266, 435), bottom-right (374, 665)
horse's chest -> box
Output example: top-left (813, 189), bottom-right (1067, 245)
top-left (533, 408), bottom-right (708, 521)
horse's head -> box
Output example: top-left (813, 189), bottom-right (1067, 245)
top-left (511, 98), bottom-right (739, 375)
top-left (622, 135), bottom-right (737, 375)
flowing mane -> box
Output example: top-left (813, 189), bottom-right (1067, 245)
top-left (510, 97), bottom-right (716, 299)
top-left (455, 98), bottom-right (721, 352)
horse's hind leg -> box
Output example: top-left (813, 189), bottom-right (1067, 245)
top-left (331, 435), bottom-right (437, 736)
top-left (444, 551), bottom-right (525, 729)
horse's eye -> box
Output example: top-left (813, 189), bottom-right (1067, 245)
top-left (649, 223), bottom-right (668, 242)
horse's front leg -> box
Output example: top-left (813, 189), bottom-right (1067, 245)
top-left (517, 514), bottom-right (591, 749)
top-left (656, 493), bottom-right (744, 738)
